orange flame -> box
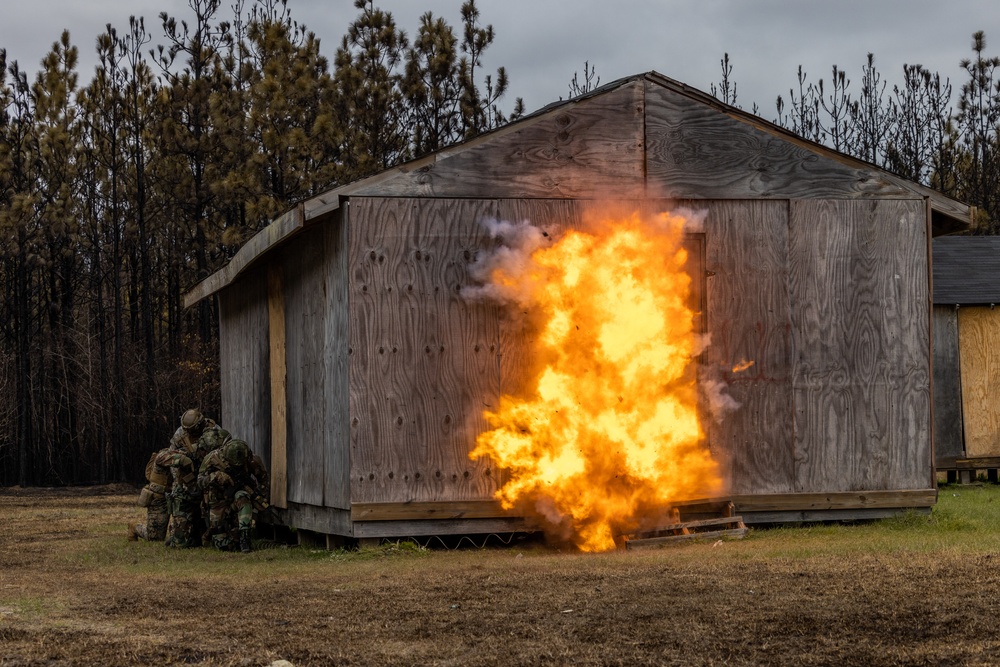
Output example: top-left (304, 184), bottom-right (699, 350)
top-left (471, 207), bottom-right (723, 551)
top-left (732, 359), bottom-right (755, 373)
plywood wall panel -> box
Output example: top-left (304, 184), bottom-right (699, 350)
top-left (218, 268), bottom-right (270, 463)
top-left (697, 200), bottom-right (795, 494)
top-left (789, 199), bottom-right (930, 492)
top-left (350, 83), bottom-right (645, 199)
top-left (644, 81), bottom-right (911, 201)
top-left (281, 229), bottom-right (327, 506)
top-left (323, 210), bottom-right (351, 509)
top-left (932, 305), bottom-right (964, 460)
top-left (958, 307), bottom-right (1000, 457)
top-left (349, 197), bottom-right (502, 503)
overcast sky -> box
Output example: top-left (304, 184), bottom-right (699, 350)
top-left (1, 0), bottom-right (997, 120)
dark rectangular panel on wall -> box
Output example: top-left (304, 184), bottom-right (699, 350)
top-left (324, 210), bottom-right (351, 509)
top-left (348, 197), bottom-right (502, 503)
top-left (789, 199), bottom-right (930, 492)
top-left (932, 305), bottom-right (964, 460)
top-left (281, 227), bottom-right (327, 506)
top-left (218, 268), bottom-right (270, 460)
top-left (698, 200), bottom-right (795, 495)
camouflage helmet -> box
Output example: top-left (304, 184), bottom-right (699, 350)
top-left (180, 409), bottom-right (205, 431)
top-left (222, 439), bottom-right (250, 467)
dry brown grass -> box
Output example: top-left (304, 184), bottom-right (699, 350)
top-left (2, 485), bottom-right (1000, 666)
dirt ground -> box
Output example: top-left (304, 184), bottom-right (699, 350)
top-left (2, 486), bottom-right (1000, 666)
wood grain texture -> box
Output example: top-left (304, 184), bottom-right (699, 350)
top-left (958, 307), bottom-right (1000, 457)
top-left (350, 500), bottom-right (518, 522)
top-left (731, 488), bottom-right (936, 511)
top-left (348, 197), bottom-right (502, 503)
top-left (323, 208), bottom-right (351, 509)
top-left (275, 502), bottom-right (352, 536)
top-left (741, 508), bottom-right (928, 524)
top-left (642, 72), bottom-right (969, 229)
top-left (644, 81), bottom-right (912, 201)
top-left (280, 228), bottom-right (328, 506)
top-left (698, 200), bottom-right (795, 494)
top-left (789, 199), bottom-right (931, 492)
top-left (218, 268), bottom-right (271, 462)
top-left (932, 306), bottom-right (965, 460)
top-left (352, 517), bottom-right (530, 538)
top-left (267, 264), bottom-right (288, 509)
top-left (350, 83), bottom-right (645, 199)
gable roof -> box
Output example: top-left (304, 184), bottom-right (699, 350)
top-left (185, 71), bottom-right (972, 307)
top-left (933, 236), bottom-right (1000, 305)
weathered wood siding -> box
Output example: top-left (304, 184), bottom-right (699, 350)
top-left (349, 82), bottom-right (645, 200)
top-left (280, 227), bottom-right (328, 506)
top-left (700, 200), bottom-right (795, 494)
top-left (218, 267), bottom-right (270, 462)
top-left (789, 199), bottom-right (930, 491)
top-left (932, 305), bottom-right (964, 460)
top-left (324, 210), bottom-right (351, 509)
top-left (958, 307), bottom-right (1000, 457)
top-left (348, 197), bottom-right (502, 503)
top-left (644, 80), bottom-right (912, 201)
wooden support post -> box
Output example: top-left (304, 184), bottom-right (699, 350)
top-left (268, 264), bottom-right (288, 509)
top-left (960, 469), bottom-right (975, 485)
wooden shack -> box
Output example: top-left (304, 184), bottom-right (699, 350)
top-left (185, 72), bottom-right (971, 541)
top-left (932, 235), bottom-right (1000, 482)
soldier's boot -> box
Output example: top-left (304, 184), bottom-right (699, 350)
top-left (240, 528), bottom-right (252, 553)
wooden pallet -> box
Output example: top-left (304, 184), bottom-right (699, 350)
top-left (622, 505), bottom-right (748, 550)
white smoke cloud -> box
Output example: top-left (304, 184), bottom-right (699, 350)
top-left (462, 217), bottom-right (549, 306)
top-left (700, 378), bottom-right (742, 424)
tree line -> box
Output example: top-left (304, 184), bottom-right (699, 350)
top-left (0, 0), bottom-right (521, 486)
top-left (709, 32), bottom-right (1000, 230)
top-left (4, 1), bottom-right (997, 488)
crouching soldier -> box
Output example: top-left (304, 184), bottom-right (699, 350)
top-left (129, 447), bottom-right (173, 541)
top-left (156, 448), bottom-right (202, 548)
top-left (171, 408), bottom-right (229, 463)
top-left (199, 439), bottom-right (269, 553)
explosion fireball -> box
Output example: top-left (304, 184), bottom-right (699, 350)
top-left (468, 206), bottom-right (724, 551)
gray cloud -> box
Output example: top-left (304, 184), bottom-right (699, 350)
top-left (1, 0), bottom-right (996, 121)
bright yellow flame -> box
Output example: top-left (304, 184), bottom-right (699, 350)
top-left (472, 207), bottom-right (723, 551)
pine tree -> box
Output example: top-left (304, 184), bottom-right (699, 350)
top-left (403, 11), bottom-right (462, 156)
top-left (334, 0), bottom-right (410, 180)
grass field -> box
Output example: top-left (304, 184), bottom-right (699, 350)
top-left (2, 484), bottom-right (1000, 666)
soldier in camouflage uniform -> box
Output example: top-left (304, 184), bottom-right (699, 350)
top-left (129, 447), bottom-right (173, 541)
top-left (199, 439), bottom-right (269, 553)
top-left (157, 448), bottom-right (201, 547)
top-left (162, 409), bottom-right (230, 548)
top-left (170, 408), bottom-right (228, 463)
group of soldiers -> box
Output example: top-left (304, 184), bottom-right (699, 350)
top-left (129, 409), bottom-right (270, 553)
